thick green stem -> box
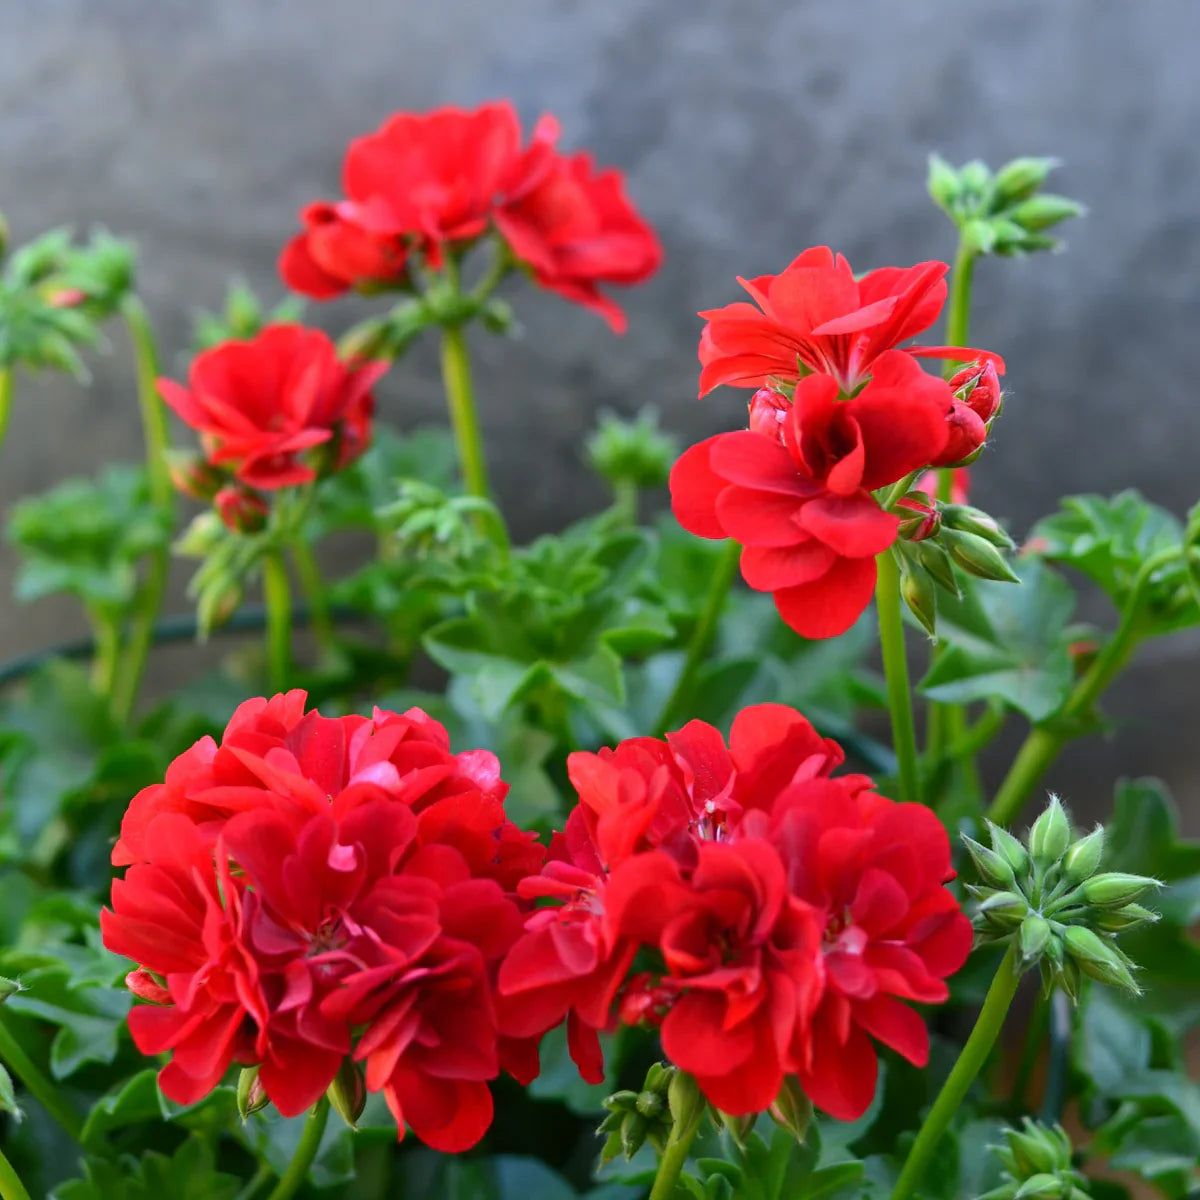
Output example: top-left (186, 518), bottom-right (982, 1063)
top-left (0, 1011), bottom-right (84, 1143)
top-left (943, 243), bottom-right (976, 356)
top-left (648, 1110), bottom-right (703, 1200)
top-left (89, 612), bottom-right (121, 701)
top-left (262, 551), bottom-right (292, 692)
top-left (613, 479), bottom-right (638, 525)
top-left (890, 947), bottom-right (1021, 1200)
top-left (439, 323), bottom-right (491, 501)
top-left (0, 368), bottom-right (13, 460)
top-left (985, 547), bottom-right (1176, 827)
top-left (876, 548), bottom-right (922, 805)
top-left (655, 540), bottom-right (740, 735)
top-left (0, 1146), bottom-right (31, 1200)
top-left (290, 542), bottom-right (333, 658)
top-left (264, 1098), bottom-right (329, 1200)
top-left (111, 297), bottom-right (174, 725)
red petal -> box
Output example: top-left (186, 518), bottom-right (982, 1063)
top-left (716, 487), bottom-right (807, 547)
top-left (740, 542), bottom-right (835, 591)
top-left (773, 556), bottom-right (878, 639)
top-left (669, 438), bottom-right (727, 539)
top-left (798, 493), bottom-right (898, 557)
top-left (798, 1018), bottom-right (878, 1120)
top-left (852, 993), bottom-right (929, 1066)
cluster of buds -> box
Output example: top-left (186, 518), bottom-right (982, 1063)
top-left (964, 796), bottom-right (1160, 999)
top-left (377, 480), bottom-right (505, 564)
top-left (238, 1060), bottom-right (366, 1128)
top-left (927, 155), bottom-right (1084, 258)
top-left (168, 452), bottom-right (273, 535)
top-left (979, 1120), bottom-right (1091, 1200)
top-left (893, 494), bottom-right (1018, 635)
top-left (598, 1063), bottom-right (686, 1163)
top-left (586, 407), bottom-right (679, 495)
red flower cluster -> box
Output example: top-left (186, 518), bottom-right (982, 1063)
top-left (673, 353), bottom-right (953, 637)
top-left (673, 246), bottom-right (1005, 637)
top-left (159, 324), bottom-right (387, 492)
top-left (279, 101), bottom-right (662, 331)
top-left (499, 704), bottom-right (971, 1120)
top-left (102, 692), bottom-right (543, 1152)
top-left (697, 246), bottom-right (999, 397)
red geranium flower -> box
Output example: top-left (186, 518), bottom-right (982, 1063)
top-left (697, 245), bottom-right (1003, 397)
top-left (279, 101), bottom-right (661, 328)
top-left (159, 325), bottom-right (387, 490)
top-left (495, 141), bottom-right (662, 333)
top-left (499, 704), bottom-right (970, 1120)
top-left (671, 352), bottom-right (952, 638)
top-left (103, 694), bottom-right (543, 1151)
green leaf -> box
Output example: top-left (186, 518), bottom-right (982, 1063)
top-left (0, 1061), bottom-right (18, 1120)
top-left (918, 559), bottom-right (1076, 721)
top-left (52, 1135), bottom-right (240, 1200)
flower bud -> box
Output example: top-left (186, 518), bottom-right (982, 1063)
top-left (326, 1059), bottom-right (366, 1128)
top-left (668, 1068), bottom-right (705, 1135)
top-left (1029, 796), bottom-right (1071, 868)
top-left (1062, 827), bottom-right (1105, 884)
top-left (197, 574), bottom-right (243, 637)
top-left (988, 823), bottom-right (1030, 876)
top-left (962, 835), bottom-right (1017, 889)
top-left (713, 1108), bottom-right (755, 1147)
top-left (1079, 872), bottom-right (1160, 910)
top-left (977, 890), bottom-right (1029, 930)
top-left (1008, 195), bottom-right (1086, 232)
top-left (1007, 1120), bottom-right (1068, 1177)
top-left (635, 1090), bottom-right (665, 1120)
top-left (1013, 1173), bottom-right (1068, 1199)
top-left (932, 402), bottom-right (988, 468)
top-left (896, 491), bottom-right (941, 542)
top-left (1018, 914), bottom-right (1053, 964)
top-left (948, 360), bottom-right (1003, 423)
top-left (215, 485), bottom-right (270, 535)
top-left (767, 1077), bottom-right (813, 1144)
top-left (992, 157), bottom-right (1059, 206)
top-left (914, 539), bottom-right (961, 595)
top-left (166, 450), bottom-right (226, 502)
top-left (748, 386), bottom-right (790, 441)
top-left (0, 976), bottom-right (20, 1004)
top-left (1093, 903), bottom-right (1159, 933)
top-left (900, 559), bottom-right (938, 637)
top-left (927, 154), bottom-right (963, 213)
top-left (586, 408), bottom-right (678, 491)
top-left (175, 511), bottom-right (226, 557)
top-left (942, 528), bottom-right (1020, 583)
top-left (621, 1111), bottom-right (649, 1160)
top-left (1062, 926), bottom-right (1139, 993)
top-left (237, 1066), bottom-right (269, 1121)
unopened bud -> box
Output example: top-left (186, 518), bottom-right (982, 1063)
top-left (237, 1067), bottom-right (269, 1120)
top-left (1093, 904), bottom-right (1159, 934)
top-left (1018, 914), bottom-right (1053, 963)
top-left (963, 835), bottom-right (1017, 889)
top-left (900, 560), bottom-right (938, 636)
top-left (988, 823), bottom-right (1030, 876)
top-left (942, 506), bottom-right (1013, 547)
top-left (992, 157), bottom-right (1059, 206)
top-left (927, 154), bottom-right (962, 212)
top-left (1029, 796), bottom-right (1071, 868)
top-left (948, 361), bottom-right (1003, 423)
top-left (197, 575), bottom-right (243, 636)
top-left (914, 539), bottom-right (961, 595)
top-left (748, 387), bottom-right (790, 442)
top-left (1062, 926), bottom-right (1139, 993)
top-left (933, 402), bottom-right (988, 467)
top-left (714, 1108), bottom-right (755, 1147)
top-left (1013, 1173), bottom-right (1067, 1199)
top-left (215, 485), bottom-right (270, 535)
top-left (0, 976), bottom-right (20, 1003)
top-left (1079, 872), bottom-right (1159, 910)
top-left (621, 1111), bottom-right (649, 1160)
top-left (1062, 827), bottom-right (1105, 884)
top-left (167, 450), bottom-right (225, 502)
top-left (767, 1077), bottom-right (812, 1144)
top-left (977, 891), bottom-right (1029, 930)
top-left (326, 1059), bottom-right (366, 1128)
top-left (943, 528), bottom-right (1020, 582)
top-left (1008, 195), bottom-right (1085, 232)
top-left (668, 1069), bottom-right (705, 1134)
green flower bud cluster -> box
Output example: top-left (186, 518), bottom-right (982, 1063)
top-left (193, 281), bottom-right (303, 351)
top-left (964, 795), bottom-right (1160, 1000)
top-left (894, 498), bottom-right (1018, 635)
top-left (977, 1119), bottom-right (1091, 1199)
top-left (927, 155), bottom-right (1085, 258)
top-left (377, 480), bottom-right (506, 565)
top-left (586, 408), bottom-right (679, 493)
top-left (598, 1062), bottom-right (678, 1162)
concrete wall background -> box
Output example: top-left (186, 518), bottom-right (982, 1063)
top-left (1, 0), bottom-right (1198, 816)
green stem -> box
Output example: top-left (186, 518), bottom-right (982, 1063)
top-left (876, 548), bottom-right (922, 805)
top-left (89, 612), bottom-right (121, 701)
top-left (264, 1098), bottom-right (329, 1200)
top-left (0, 368), bottom-right (13, 460)
top-left (262, 551), bottom-right (292, 692)
top-left (0, 1146), bottom-right (31, 1200)
top-left (439, 323), bottom-right (491, 501)
top-left (943, 243), bottom-right (976, 357)
top-left (890, 947), bottom-right (1021, 1200)
top-left (111, 297), bottom-right (174, 725)
top-left (290, 542), bottom-right (333, 658)
top-left (613, 479), bottom-right (638, 525)
top-left (0, 1011), bottom-right (84, 1143)
top-left (986, 546), bottom-right (1176, 827)
top-left (235, 1162), bottom-right (273, 1200)
top-left (655, 540), bottom-right (741, 735)
top-left (648, 1110), bottom-right (703, 1200)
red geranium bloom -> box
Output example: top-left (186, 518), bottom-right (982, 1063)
top-left (495, 142), bottom-right (662, 333)
top-left (698, 245), bottom-right (1003, 397)
top-left (497, 704), bottom-right (972, 1121)
top-left (103, 694), bottom-right (543, 1151)
top-left (159, 325), bottom-right (387, 490)
top-left (671, 352), bottom-right (951, 638)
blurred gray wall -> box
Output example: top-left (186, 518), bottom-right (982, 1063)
top-left (1, 0), bottom-right (1198, 815)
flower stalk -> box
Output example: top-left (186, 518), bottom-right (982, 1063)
top-left (876, 547), bottom-right (922, 805)
top-left (0, 1146), bottom-right (30, 1200)
top-left (0, 367), bottom-right (13, 461)
top-left (890, 946), bottom-right (1021, 1200)
top-left (262, 550), bottom-right (293, 691)
top-left (0, 1011), bottom-right (84, 1143)
top-left (439, 321), bottom-right (491, 502)
top-left (264, 1097), bottom-right (329, 1200)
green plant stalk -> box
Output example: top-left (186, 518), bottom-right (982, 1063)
top-left (89, 611), bottom-right (121, 701)
top-left (111, 296), bottom-right (175, 725)
top-left (0, 367), bottom-right (13, 460)
top-left (439, 323), bottom-right (491, 502)
top-left (264, 1097), bottom-right (329, 1200)
top-left (234, 1163), bottom-right (273, 1200)
top-left (648, 1109), bottom-right (704, 1200)
top-left (290, 541), bottom-right (334, 658)
top-left (0, 1146), bottom-right (31, 1200)
top-left (890, 946), bottom-right (1021, 1200)
top-left (876, 548), bottom-right (922, 805)
top-left (655, 539), bottom-right (741, 735)
top-left (262, 551), bottom-right (292, 692)
top-left (613, 479), bottom-right (639, 525)
top-left (985, 546), bottom-right (1177, 827)
top-left (0, 1011), bottom-right (84, 1143)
